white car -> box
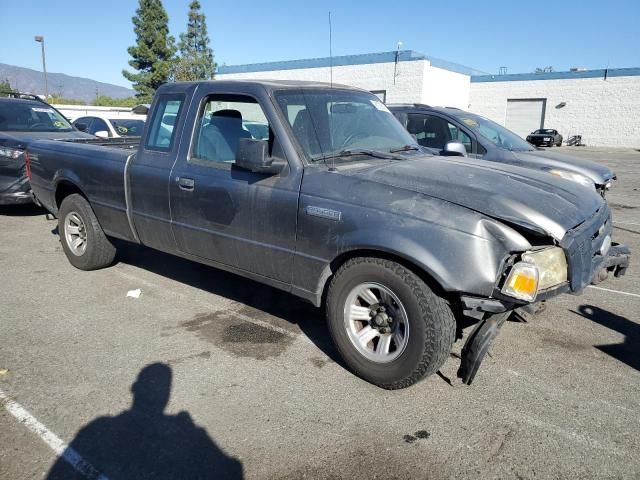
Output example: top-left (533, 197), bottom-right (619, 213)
top-left (72, 115), bottom-right (146, 138)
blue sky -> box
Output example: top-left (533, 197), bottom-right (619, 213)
top-left (1, 0), bottom-right (639, 88)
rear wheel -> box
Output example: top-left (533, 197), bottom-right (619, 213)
top-left (58, 194), bottom-right (116, 270)
top-left (326, 257), bottom-right (456, 389)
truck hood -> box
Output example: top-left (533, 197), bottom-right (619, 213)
top-left (511, 150), bottom-right (615, 185)
top-left (346, 155), bottom-right (604, 241)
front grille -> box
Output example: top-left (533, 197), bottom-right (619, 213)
top-left (560, 205), bottom-right (612, 291)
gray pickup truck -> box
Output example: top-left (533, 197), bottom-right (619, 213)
top-left (27, 80), bottom-right (630, 389)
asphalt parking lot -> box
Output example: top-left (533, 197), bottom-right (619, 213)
top-left (1, 147), bottom-right (639, 479)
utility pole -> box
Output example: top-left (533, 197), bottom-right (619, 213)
top-left (393, 41), bottom-right (403, 85)
top-left (34, 35), bottom-right (48, 98)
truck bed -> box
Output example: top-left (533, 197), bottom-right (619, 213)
top-left (28, 137), bottom-right (136, 242)
top-left (58, 136), bottom-right (140, 150)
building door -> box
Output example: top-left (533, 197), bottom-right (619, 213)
top-left (505, 99), bottom-right (546, 138)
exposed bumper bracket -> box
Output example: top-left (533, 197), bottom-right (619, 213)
top-left (591, 243), bottom-right (630, 284)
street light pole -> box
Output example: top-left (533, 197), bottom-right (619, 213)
top-left (34, 35), bottom-right (48, 98)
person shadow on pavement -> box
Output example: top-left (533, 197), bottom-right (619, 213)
top-left (46, 363), bottom-right (244, 480)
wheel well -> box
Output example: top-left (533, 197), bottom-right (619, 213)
top-left (323, 249), bottom-right (453, 305)
top-left (55, 181), bottom-right (86, 209)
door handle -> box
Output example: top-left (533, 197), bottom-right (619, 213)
top-left (176, 176), bottom-right (195, 191)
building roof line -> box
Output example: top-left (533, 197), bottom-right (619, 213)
top-left (471, 67), bottom-right (640, 82)
top-left (217, 50), bottom-right (481, 76)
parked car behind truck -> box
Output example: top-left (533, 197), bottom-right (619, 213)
top-left (0, 93), bottom-right (93, 205)
top-left (389, 104), bottom-right (615, 196)
top-left (27, 80), bottom-right (630, 389)
top-left (527, 128), bottom-right (563, 147)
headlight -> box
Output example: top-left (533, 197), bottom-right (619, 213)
top-left (0, 147), bottom-right (24, 159)
top-left (502, 262), bottom-right (539, 302)
top-left (548, 169), bottom-right (595, 189)
top-left (501, 246), bottom-right (568, 302)
top-left (522, 247), bottom-right (568, 290)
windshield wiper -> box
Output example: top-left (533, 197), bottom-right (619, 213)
top-left (312, 149), bottom-right (404, 162)
top-left (389, 144), bottom-right (420, 153)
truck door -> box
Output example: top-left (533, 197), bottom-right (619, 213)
top-left (169, 92), bottom-right (301, 284)
top-left (128, 92), bottom-right (187, 253)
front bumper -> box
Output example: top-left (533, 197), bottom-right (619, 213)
top-left (0, 177), bottom-right (33, 205)
top-left (461, 207), bottom-right (630, 316)
top-left (527, 137), bottom-right (553, 146)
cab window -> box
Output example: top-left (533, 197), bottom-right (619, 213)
top-left (145, 95), bottom-right (184, 151)
top-left (191, 94), bottom-right (271, 164)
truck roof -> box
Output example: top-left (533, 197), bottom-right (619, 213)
top-left (172, 79), bottom-right (362, 92)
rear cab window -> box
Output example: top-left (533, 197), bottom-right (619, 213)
top-left (145, 94), bottom-right (185, 151)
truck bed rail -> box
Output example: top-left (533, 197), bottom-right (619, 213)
top-left (59, 137), bottom-right (140, 150)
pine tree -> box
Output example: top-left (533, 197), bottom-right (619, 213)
top-left (123, 0), bottom-right (176, 101)
top-left (174, 0), bottom-right (216, 81)
top-left (0, 79), bottom-right (14, 96)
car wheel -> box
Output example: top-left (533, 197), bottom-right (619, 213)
top-left (58, 193), bottom-right (117, 270)
top-left (326, 257), bottom-right (456, 389)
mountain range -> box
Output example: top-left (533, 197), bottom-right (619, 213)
top-left (0, 63), bottom-right (135, 102)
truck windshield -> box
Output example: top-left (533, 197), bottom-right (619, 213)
top-left (0, 102), bottom-right (74, 132)
top-left (449, 111), bottom-right (534, 152)
top-left (275, 89), bottom-right (417, 162)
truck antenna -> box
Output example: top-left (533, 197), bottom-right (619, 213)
top-left (329, 11), bottom-right (333, 88)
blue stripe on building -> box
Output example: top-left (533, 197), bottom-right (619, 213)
top-left (217, 50), bottom-right (485, 77)
top-left (471, 68), bottom-right (640, 82)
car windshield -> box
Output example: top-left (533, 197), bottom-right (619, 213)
top-left (450, 111), bottom-right (534, 152)
top-left (109, 119), bottom-right (145, 136)
top-left (275, 89), bottom-right (417, 162)
top-left (534, 129), bottom-right (554, 134)
top-left (0, 102), bottom-right (73, 132)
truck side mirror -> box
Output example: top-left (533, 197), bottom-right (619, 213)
top-left (442, 141), bottom-right (467, 157)
top-left (95, 131), bottom-right (110, 139)
top-left (236, 138), bottom-right (282, 174)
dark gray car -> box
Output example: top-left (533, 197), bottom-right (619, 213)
top-left (0, 95), bottom-right (93, 205)
top-left (389, 104), bottom-right (615, 196)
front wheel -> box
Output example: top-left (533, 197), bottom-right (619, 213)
top-left (58, 194), bottom-right (116, 270)
top-left (326, 257), bottom-right (456, 389)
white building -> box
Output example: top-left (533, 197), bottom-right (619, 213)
top-left (217, 50), bottom-right (640, 147)
top-left (218, 50), bottom-right (481, 109)
top-left (469, 69), bottom-right (640, 147)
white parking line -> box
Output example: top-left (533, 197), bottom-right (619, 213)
top-left (588, 286), bottom-right (640, 299)
top-left (0, 388), bottom-right (108, 480)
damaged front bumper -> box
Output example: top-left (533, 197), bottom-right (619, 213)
top-left (457, 239), bottom-right (631, 385)
top-left (0, 175), bottom-right (33, 205)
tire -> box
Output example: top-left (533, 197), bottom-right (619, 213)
top-left (58, 193), bottom-right (116, 270)
top-left (556, 139), bottom-right (562, 147)
top-left (326, 257), bottom-right (456, 389)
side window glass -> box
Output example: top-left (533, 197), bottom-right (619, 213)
top-left (90, 118), bottom-right (109, 136)
top-left (74, 117), bottom-right (89, 132)
top-left (86, 118), bottom-right (99, 134)
top-left (191, 94), bottom-right (270, 164)
top-left (447, 122), bottom-right (472, 153)
top-left (406, 114), bottom-right (452, 150)
top-left (146, 95), bottom-right (185, 151)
